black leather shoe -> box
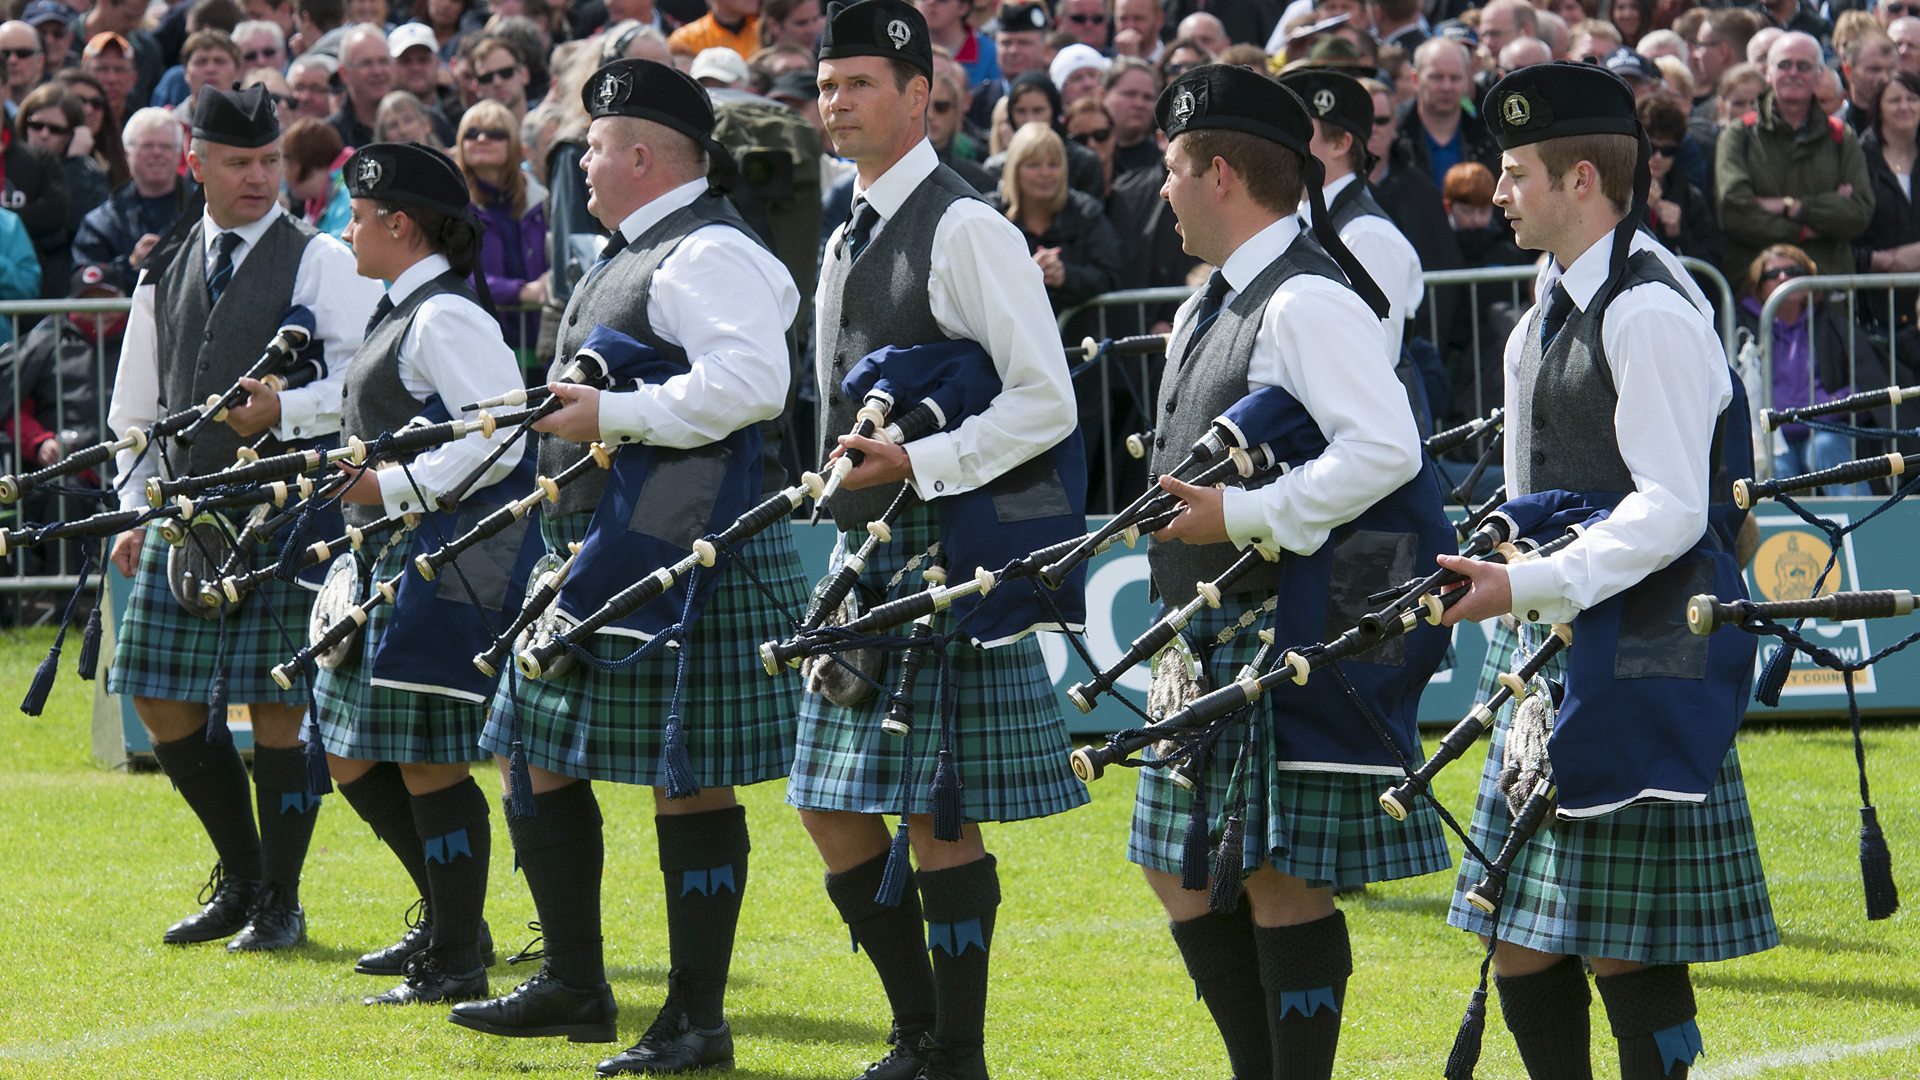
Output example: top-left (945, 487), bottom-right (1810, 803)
top-left (365, 948), bottom-right (490, 1006)
top-left (448, 968), bottom-right (618, 1043)
top-left (356, 900), bottom-right (498, 975)
top-left (163, 863), bottom-right (260, 945)
top-left (854, 1024), bottom-right (929, 1080)
top-left (595, 1003), bottom-right (734, 1076)
top-left (226, 883), bottom-right (306, 952)
top-left (916, 1040), bottom-right (988, 1080)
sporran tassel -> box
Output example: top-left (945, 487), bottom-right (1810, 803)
top-left (1207, 812), bottom-right (1244, 914)
top-left (1754, 640), bottom-right (1793, 707)
top-left (661, 713), bottom-right (699, 800)
top-left (274, 500), bottom-right (320, 582)
top-left (930, 747), bottom-right (963, 841)
top-left (20, 648), bottom-right (60, 716)
top-left (1442, 949), bottom-right (1495, 1080)
top-left (874, 820), bottom-right (913, 908)
top-left (507, 740), bottom-right (536, 817)
top-left (302, 713), bottom-right (332, 796)
top-left (76, 607), bottom-right (102, 680)
top-left (1861, 805), bottom-right (1900, 921)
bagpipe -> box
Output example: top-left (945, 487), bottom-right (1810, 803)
top-left (1423, 407), bottom-right (1504, 459)
top-left (415, 443), bottom-right (613, 581)
top-left (1063, 332), bottom-right (1168, 367)
top-left (1733, 452), bottom-right (1914, 509)
top-left (216, 509), bottom-right (419, 605)
top-left (1687, 588), bottom-right (1917, 636)
top-left (1759, 383), bottom-right (1920, 432)
top-left (0, 307), bottom-right (324, 506)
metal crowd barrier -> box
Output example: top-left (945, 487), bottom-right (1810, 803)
top-left (1753, 271), bottom-right (1920, 481)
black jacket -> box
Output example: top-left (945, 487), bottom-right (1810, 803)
top-left (1392, 98), bottom-right (1501, 186)
top-left (1856, 128), bottom-right (1920, 331)
top-left (994, 187), bottom-right (1123, 316)
top-left (1, 142), bottom-right (70, 297)
top-left (1646, 172), bottom-right (1721, 265)
top-left (71, 180), bottom-right (193, 288)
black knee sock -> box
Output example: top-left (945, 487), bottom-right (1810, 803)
top-left (1596, 965), bottom-right (1700, 1080)
top-left (411, 777), bottom-right (491, 972)
top-left (1495, 955), bottom-right (1594, 1080)
top-left (505, 782), bottom-right (605, 988)
top-left (917, 855), bottom-right (1000, 1054)
top-left (824, 850), bottom-right (936, 1040)
top-left (1168, 903), bottom-right (1272, 1080)
top-left (337, 763), bottom-right (431, 902)
top-left (657, 806), bottom-right (750, 1028)
top-left (1253, 911), bottom-right (1352, 1080)
top-left (251, 744), bottom-right (322, 904)
top-left (151, 727), bottom-right (262, 883)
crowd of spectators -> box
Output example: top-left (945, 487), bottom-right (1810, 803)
top-left (3, 0), bottom-right (1919, 483)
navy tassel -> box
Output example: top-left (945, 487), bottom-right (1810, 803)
top-left (931, 748), bottom-right (963, 842)
top-left (661, 713), bottom-right (699, 799)
top-left (507, 740), bottom-right (536, 817)
top-left (1442, 985), bottom-right (1488, 1080)
top-left (76, 607), bottom-right (102, 680)
top-left (19, 647), bottom-right (60, 716)
top-left (206, 672), bottom-right (229, 730)
top-left (1861, 806), bottom-right (1901, 921)
top-left (1754, 641), bottom-right (1792, 707)
top-left (273, 500), bottom-right (320, 582)
top-left (1180, 791), bottom-right (1211, 892)
top-left (303, 714), bottom-right (333, 796)
top-left (1208, 812), bottom-right (1244, 914)
top-left (874, 820), bottom-right (913, 908)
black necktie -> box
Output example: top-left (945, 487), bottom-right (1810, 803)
top-left (207, 230), bottom-right (242, 306)
top-left (1183, 270), bottom-right (1231, 357)
top-left (844, 198), bottom-right (879, 260)
top-left (1538, 283), bottom-right (1575, 347)
top-left (365, 295), bottom-right (394, 337)
top-left (597, 228), bottom-right (629, 262)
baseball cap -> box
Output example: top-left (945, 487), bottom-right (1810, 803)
top-left (388, 22), bottom-right (437, 59)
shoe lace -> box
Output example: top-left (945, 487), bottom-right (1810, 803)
top-left (403, 896), bottom-right (429, 931)
top-left (860, 1026), bottom-right (919, 1072)
top-left (637, 1002), bottom-right (688, 1050)
top-left (402, 947), bottom-right (443, 984)
top-left (248, 881), bottom-right (290, 920)
top-left (505, 921), bottom-right (544, 965)
top-left (197, 862), bottom-right (225, 906)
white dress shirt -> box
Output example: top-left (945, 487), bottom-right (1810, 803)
top-left (368, 254), bottom-right (526, 517)
top-left (593, 178), bottom-right (801, 449)
top-left (1200, 216), bottom-right (1422, 557)
top-left (108, 205), bottom-right (383, 513)
top-left (1301, 172), bottom-right (1426, 363)
top-left (1504, 229), bottom-right (1732, 624)
top-left (822, 139), bottom-right (1077, 500)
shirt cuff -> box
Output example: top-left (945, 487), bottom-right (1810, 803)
top-left (272, 387), bottom-right (326, 441)
top-left (902, 431), bottom-right (961, 500)
top-left (376, 466), bottom-right (433, 518)
top-left (1220, 487), bottom-right (1275, 552)
top-left (597, 389), bottom-right (650, 447)
top-left (1506, 556), bottom-right (1573, 624)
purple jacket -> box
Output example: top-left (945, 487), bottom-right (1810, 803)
top-left (476, 180), bottom-right (550, 351)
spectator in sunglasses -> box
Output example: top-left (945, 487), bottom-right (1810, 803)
top-left (16, 84), bottom-right (110, 230)
top-left (466, 34), bottom-right (533, 122)
top-left (24, 1), bottom-right (77, 70)
top-left (456, 98), bottom-right (550, 367)
top-left (1058, 0), bottom-right (1109, 51)
top-left (928, 52), bottom-right (995, 191)
top-left (1738, 243), bottom-right (1883, 493)
top-left (54, 68), bottom-right (129, 189)
top-left (0, 20), bottom-right (46, 111)
top-left (1064, 96), bottom-right (1116, 198)
top-left (233, 19), bottom-right (288, 74)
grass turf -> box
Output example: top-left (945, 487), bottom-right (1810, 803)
top-left (0, 626), bottom-right (1916, 1079)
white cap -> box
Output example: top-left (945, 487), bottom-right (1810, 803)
top-left (388, 22), bottom-right (438, 59)
top-left (690, 46), bottom-right (750, 88)
top-left (1048, 43), bottom-right (1110, 91)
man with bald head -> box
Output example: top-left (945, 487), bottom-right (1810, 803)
top-left (1497, 36), bottom-right (1552, 73)
top-left (1893, 16), bottom-right (1920, 75)
top-left (0, 20), bottom-right (46, 109)
top-left (1716, 30), bottom-right (1873, 278)
top-left (328, 23), bottom-right (393, 147)
top-left (1395, 35), bottom-right (1499, 181)
top-left (1476, 0), bottom-right (1536, 61)
top-left (1175, 11), bottom-right (1229, 57)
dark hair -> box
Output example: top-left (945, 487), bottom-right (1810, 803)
top-left (1313, 118), bottom-right (1368, 176)
top-left (1536, 132), bottom-right (1638, 212)
top-left (1635, 90), bottom-right (1689, 143)
top-left (885, 56), bottom-right (928, 94)
top-left (14, 85), bottom-right (83, 146)
top-left (181, 28), bottom-right (242, 67)
top-left (379, 199), bottom-right (484, 277)
top-left (1876, 70), bottom-right (1920, 140)
top-left (55, 69), bottom-right (129, 186)
top-left (1179, 128), bottom-right (1304, 214)
top-left (297, 0), bottom-right (347, 32)
top-left (188, 0), bottom-right (244, 34)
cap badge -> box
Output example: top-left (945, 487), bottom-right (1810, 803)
top-left (1501, 92), bottom-right (1530, 127)
top-left (355, 153), bottom-right (384, 189)
top-left (1170, 87), bottom-right (1197, 125)
top-left (1028, 6), bottom-right (1045, 27)
top-left (1312, 88), bottom-right (1335, 116)
top-left (596, 69), bottom-right (632, 108)
top-left (887, 17), bottom-right (911, 49)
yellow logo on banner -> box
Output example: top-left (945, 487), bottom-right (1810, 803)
top-left (1754, 530), bottom-right (1842, 601)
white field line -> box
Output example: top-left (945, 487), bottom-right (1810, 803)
top-left (1694, 1025), bottom-right (1920, 1078)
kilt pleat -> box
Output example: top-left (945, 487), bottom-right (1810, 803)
top-left (1126, 605), bottom-right (1453, 888)
top-left (1446, 620), bottom-right (1779, 964)
top-left (478, 511), bottom-right (809, 788)
top-left (785, 513), bottom-right (1090, 824)
top-left (108, 521), bottom-right (313, 707)
top-left (312, 536), bottom-right (490, 764)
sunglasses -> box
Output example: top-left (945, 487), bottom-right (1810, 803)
top-left (73, 93), bottom-right (105, 111)
top-left (1070, 127), bottom-right (1112, 145)
top-left (462, 126), bottom-right (510, 142)
top-left (472, 66), bottom-right (518, 85)
top-left (1373, 114), bottom-right (1394, 126)
top-left (1888, 1), bottom-right (1915, 14)
top-left (25, 119), bottom-right (69, 135)
top-left (270, 92), bottom-right (296, 109)
top-left (1, 47), bottom-right (42, 60)
top-left (1066, 12), bottom-right (1106, 23)
top-left (931, 99), bottom-right (955, 113)
top-left (1760, 265), bottom-right (1804, 282)
top-left (1649, 141), bottom-right (1681, 157)
top-left (242, 48), bottom-right (279, 63)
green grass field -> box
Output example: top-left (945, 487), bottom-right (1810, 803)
top-left (1, 626), bottom-right (1917, 1079)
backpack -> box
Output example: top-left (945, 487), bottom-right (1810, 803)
top-left (710, 92), bottom-right (824, 304)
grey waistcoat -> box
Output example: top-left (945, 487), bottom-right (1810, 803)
top-left (1512, 250), bottom-right (1687, 496)
top-left (156, 215), bottom-right (316, 476)
top-left (538, 193), bottom-right (775, 517)
top-left (1148, 232), bottom-right (1346, 603)
top-left (1327, 179), bottom-right (1392, 234)
top-left (814, 164), bottom-right (980, 530)
top-left (338, 270), bottom-right (471, 527)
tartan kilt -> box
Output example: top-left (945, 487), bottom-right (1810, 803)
top-left (1446, 620), bottom-right (1779, 964)
top-left (786, 513), bottom-right (1089, 824)
top-left (108, 521), bottom-right (312, 707)
top-left (1127, 603), bottom-right (1452, 888)
top-left (477, 510), bottom-right (809, 787)
top-left (311, 535), bottom-right (490, 765)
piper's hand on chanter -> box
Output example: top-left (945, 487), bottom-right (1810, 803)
top-left (1152, 474), bottom-right (1228, 546)
top-left (532, 381), bottom-right (602, 443)
top-left (111, 528), bottom-right (144, 578)
top-left (225, 376), bottom-right (282, 437)
top-left (834, 432), bottom-right (913, 491)
top-left (333, 461), bottom-right (383, 505)
top-left (1433, 553), bottom-right (1513, 626)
